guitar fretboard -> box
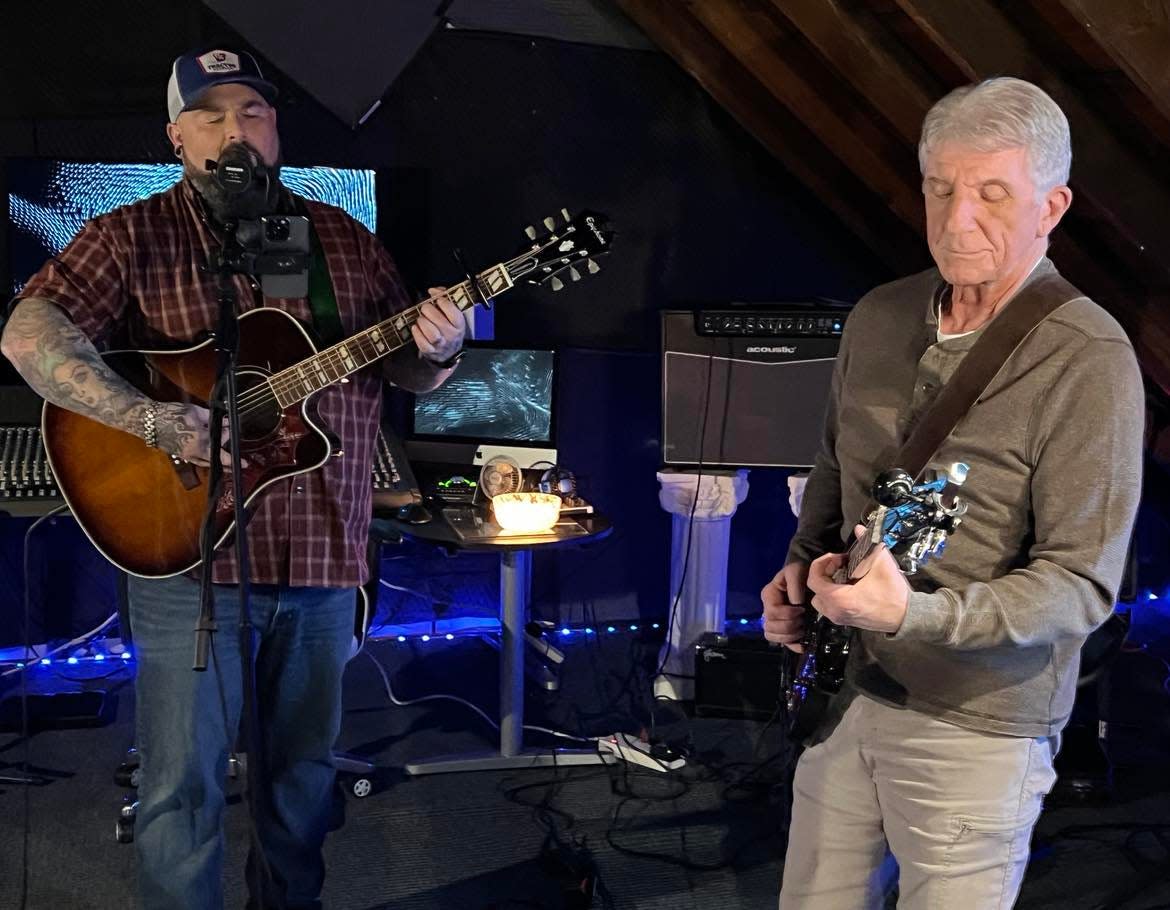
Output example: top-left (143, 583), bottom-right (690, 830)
top-left (268, 264), bottom-right (514, 408)
top-left (832, 506), bottom-right (885, 585)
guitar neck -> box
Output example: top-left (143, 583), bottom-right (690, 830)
top-left (831, 508), bottom-right (885, 585)
top-left (268, 262), bottom-right (516, 408)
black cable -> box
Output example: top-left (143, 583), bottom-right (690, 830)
top-left (603, 789), bottom-right (783, 873)
top-left (15, 504), bottom-right (69, 910)
top-left (648, 346), bottom-right (724, 749)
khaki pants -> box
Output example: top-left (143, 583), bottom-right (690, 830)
top-left (780, 692), bottom-right (1058, 909)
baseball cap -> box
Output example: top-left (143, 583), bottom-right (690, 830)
top-left (167, 48), bottom-right (278, 122)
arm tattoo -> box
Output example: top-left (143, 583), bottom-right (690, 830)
top-left (153, 402), bottom-right (200, 456)
top-left (0, 298), bottom-right (150, 438)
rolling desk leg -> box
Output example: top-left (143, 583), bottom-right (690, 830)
top-left (499, 549), bottom-right (528, 758)
top-left (405, 548), bottom-right (612, 775)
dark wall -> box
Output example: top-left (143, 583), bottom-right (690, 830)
top-left (1, 5), bottom-right (889, 622)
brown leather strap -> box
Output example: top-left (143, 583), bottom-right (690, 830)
top-left (894, 270), bottom-right (1081, 480)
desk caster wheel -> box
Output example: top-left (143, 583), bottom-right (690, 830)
top-left (116, 799), bottom-right (137, 844)
top-left (115, 817), bottom-right (135, 844)
top-left (349, 776), bottom-right (373, 798)
top-left (115, 763), bottom-right (142, 789)
top-left (114, 749), bottom-right (141, 788)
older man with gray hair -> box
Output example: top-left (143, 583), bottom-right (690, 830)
top-left (761, 77), bottom-right (1144, 907)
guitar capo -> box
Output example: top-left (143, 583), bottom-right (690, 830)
top-left (452, 247), bottom-right (493, 310)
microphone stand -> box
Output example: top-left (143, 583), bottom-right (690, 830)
top-left (192, 222), bottom-right (270, 908)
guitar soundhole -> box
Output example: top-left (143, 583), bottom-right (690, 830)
top-left (236, 370), bottom-right (284, 442)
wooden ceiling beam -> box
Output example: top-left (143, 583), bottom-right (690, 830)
top-left (615, 0), bottom-right (926, 273)
top-left (1013, 0), bottom-right (1170, 155)
top-left (683, 0), bottom-right (924, 231)
top-left (1057, 0), bottom-right (1170, 128)
top-left (765, 0), bottom-right (938, 144)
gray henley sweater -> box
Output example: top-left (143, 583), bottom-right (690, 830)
top-left (786, 258), bottom-right (1144, 737)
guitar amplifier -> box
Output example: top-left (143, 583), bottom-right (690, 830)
top-left (693, 632), bottom-right (786, 721)
top-left (662, 308), bottom-right (845, 468)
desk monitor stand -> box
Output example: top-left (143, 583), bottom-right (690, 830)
top-left (473, 443), bottom-right (558, 469)
top-left (404, 549), bottom-right (614, 775)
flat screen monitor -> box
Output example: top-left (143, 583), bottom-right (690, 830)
top-left (411, 346), bottom-right (556, 448)
top-left (5, 159), bottom-right (377, 295)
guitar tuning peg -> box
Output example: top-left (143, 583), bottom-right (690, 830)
top-left (543, 217), bottom-right (556, 231)
top-left (561, 208), bottom-right (571, 222)
top-left (568, 266), bottom-right (581, 282)
top-left (586, 259), bottom-right (600, 274)
top-left (550, 276), bottom-right (564, 291)
top-left (524, 225), bottom-right (537, 240)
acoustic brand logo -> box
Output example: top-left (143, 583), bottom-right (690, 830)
top-left (746, 346), bottom-right (797, 354)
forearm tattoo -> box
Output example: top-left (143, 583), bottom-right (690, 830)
top-left (1, 298), bottom-right (150, 437)
top-left (152, 402), bottom-right (200, 456)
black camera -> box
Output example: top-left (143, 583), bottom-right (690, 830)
top-left (225, 214), bottom-right (312, 299)
top-left (265, 217), bottom-right (292, 243)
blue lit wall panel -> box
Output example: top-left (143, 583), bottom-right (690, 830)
top-left (7, 160), bottom-right (376, 293)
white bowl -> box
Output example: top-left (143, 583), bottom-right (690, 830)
top-left (492, 492), bottom-right (562, 532)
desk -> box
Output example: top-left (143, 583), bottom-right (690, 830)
top-left (370, 508), bottom-right (613, 774)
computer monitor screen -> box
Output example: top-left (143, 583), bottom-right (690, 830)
top-left (412, 346), bottom-right (555, 445)
top-left (6, 159), bottom-right (376, 295)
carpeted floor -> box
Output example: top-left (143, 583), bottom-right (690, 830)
top-left (2, 628), bottom-right (1169, 910)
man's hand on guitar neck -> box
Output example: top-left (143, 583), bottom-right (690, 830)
top-left (761, 562), bottom-right (810, 652)
top-left (806, 525), bottom-right (911, 634)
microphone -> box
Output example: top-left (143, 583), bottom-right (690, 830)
top-left (205, 145), bottom-right (267, 195)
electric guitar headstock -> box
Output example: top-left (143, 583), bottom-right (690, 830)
top-left (503, 208), bottom-right (615, 291)
top-left (844, 462), bottom-right (969, 581)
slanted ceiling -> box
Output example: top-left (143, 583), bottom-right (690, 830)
top-left (615, 0), bottom-right (1170, 413)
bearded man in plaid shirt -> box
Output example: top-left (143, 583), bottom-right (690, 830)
top-left (1, 47), bottom-right (467, 910)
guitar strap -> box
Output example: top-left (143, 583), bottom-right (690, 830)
top-left (285, 192), bottom-right (345, 347)
top-left (306, 224), bottom-right (345, 347)
top-left (888, 269), bottom-right (1082, 485)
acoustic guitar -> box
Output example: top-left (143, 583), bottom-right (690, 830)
top-left (42, 210), bottom-right (613, 577)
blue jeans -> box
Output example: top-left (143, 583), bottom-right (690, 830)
top-left (127, 574), bottom-right (354, 910)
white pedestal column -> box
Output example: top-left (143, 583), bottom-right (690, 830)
top-left (654, 469), bottom-right (749, 700)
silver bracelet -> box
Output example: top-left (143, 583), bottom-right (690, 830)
top-left (141, 401), bottom-right (159, 448)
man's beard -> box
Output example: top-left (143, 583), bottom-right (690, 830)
top-left (185, 142), bottom-right (283, 222)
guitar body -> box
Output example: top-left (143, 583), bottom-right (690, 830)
top-left (786, 612), bottom-right (853, 739)
top-left (42, 308), bottom-right (332, 577)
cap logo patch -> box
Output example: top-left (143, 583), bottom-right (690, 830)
top-left (197, 50), bottom-right (241, 74)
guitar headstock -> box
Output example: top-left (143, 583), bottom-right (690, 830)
top-left (867, 463), bottom-right (969, 575)
top-left (505, 209), bottom-right (615, 290)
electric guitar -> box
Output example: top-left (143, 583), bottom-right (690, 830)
top-left (41, 209), bottom-right (614, 577)
top-left (785, 464), bottom-right (968, 739)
